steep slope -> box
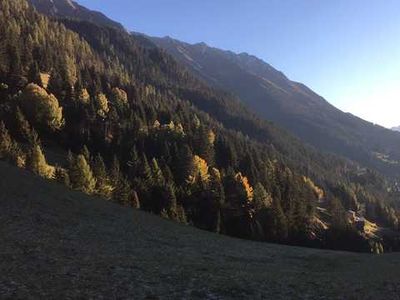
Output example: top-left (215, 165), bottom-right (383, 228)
top-left (152, 37), bottom-right (400, 177)
top-left (1, 161), bottom-right (400, 299)
top-left (30, 0), bottom-right (124, 30)
top-left (3, 0), bottom-right (397, 250)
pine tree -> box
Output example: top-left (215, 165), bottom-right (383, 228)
top-left (54, 166), bottom-right (70, 187)
top-left (164, 183), bottom-right (179, 220)
top-left (29, 144), bottom-right (52, 179)
top-left (193, 125), bottom-right (215, 165)
top-left (113, 176), bottom-right (132, 206)
top-left (253, 183), bottom-right (272, 210)
top-left (47, 70), bottom-right (64, 96)
top-left (139, 153), bottom-right (153, 186)
top-left (0, 121), bottom-right (12, 158)
top-left (92, 153), bottom-right (111, 199)
top-left (330, 197), bottom-right (348, 229)
top-left (271, 198), bottom-right (289, 242)
top-left (109, 155), bottom-right (121, 186)
top-left (127, 146), bottom-right (140, 179)
top-left (215, 137), bottom-right (238, 169)
top-left (206, 167), bottom-right (225, 232)
top-left (174, 145), bottom-right (193, 185)
top-left (15, 107), bottom-right (39, 145)
top-left (81, 145), bottom-right (91, 163)
top-left (151, 158), bottom-right (165, 186)
top-left (27, 62), bottom-right (41, 86)
top-left (69, 154), bottom-right (96, 194)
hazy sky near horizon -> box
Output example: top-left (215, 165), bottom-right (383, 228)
top-left (78, 0), bottom-right (400, 128)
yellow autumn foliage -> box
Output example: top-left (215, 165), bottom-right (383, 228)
top-left (112, 87), bottom-right (128, 104)
top-left (235, 172), bottom-right (254, 201)
top-left (78, 88), bottom-right (90, 104)
top-left (189, 155), bottom-right (210, 183)
top-left (303, 176), bottom-right (324, 200)
top-left (21, 83), bottom-right (64, 131)
top-left (96, 93), bottom-right (109, 117)
top-left (39, 72), bottom-right (50, 88)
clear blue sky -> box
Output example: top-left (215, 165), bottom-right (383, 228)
top-left (79, 0), bottom-right (400, 128)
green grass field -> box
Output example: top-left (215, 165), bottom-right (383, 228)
top-left (1, 161), bottom-right (399, 299)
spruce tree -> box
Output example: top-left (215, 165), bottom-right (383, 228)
top-left (29, 144), bottom-right (52, 179)
top-left (127, 146), bottom-right (140, 179)
top-left (139, 153), bottom-right (153, 186)
top-left (151, 158), bottom-right (165, 186)
top-left (69, 154), bottom-right (96, 194)
top-left (15, 107), bottom-right (40, 146)
top-left (109, 155), bottom-right (121, 187)
top-left (28, 62), bottom-right (42, 86)
top-left (54, 166), bottom-right (70, 187)
top-left (0, 121), bottom-right (12, 158)
top-left (174, 145), bottom-right (193, 185)
top-left (271, 198), bottom-right (289, 242)
top-left (164, 183), bottom-right (178, 220)
top-left (81, 145), bottom-right (91, 163)
top-left (253, 183), bottom-right (272, 210)
top-left (92, 153), bottom-right (111, 199)
top-left (208, 167), bottom-right (225, 232)
top-left (113, 176), bottom-right (132, 206)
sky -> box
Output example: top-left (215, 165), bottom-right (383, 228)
top-left (78, 0), bottom-right (400, 128)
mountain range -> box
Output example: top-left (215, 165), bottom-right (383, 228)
top-left (152, 37), bottom-right (400, 178)
top-left (31, 0), bottom-right (400, 179)
top-left (30, 0), bottom-right (124, 30)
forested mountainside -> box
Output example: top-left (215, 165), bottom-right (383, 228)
top-left (30, 0), bottom-right (124, 30)
top-left (1, 0), bottom-right (399, 252)
top-left (152, 37), bottom-right (400, 178)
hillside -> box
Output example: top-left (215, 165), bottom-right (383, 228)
top-left (1, 0), bottom-right (398, 251)
top-left (1, 161), bottom-right (400, 299)
top-left (152, 37), bottom-right (400, 178)
top-left (392, 126), bottom-right (400, 132)
top-left (29, 0), bottom-right (124, 30)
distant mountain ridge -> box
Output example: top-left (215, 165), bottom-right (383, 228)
top-left (29, 0), bottom-right (124, 30)
top-left (392, 126), bottom-right (400, 132)
top-left (152, 36), bottom-right (400, 177)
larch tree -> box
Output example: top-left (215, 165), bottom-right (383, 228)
top-left (190, 155), bottom-right (210, 184)
top-left (95, 92), bottom-right (109, 117)
top-left (20, 83), bottom-right (64, 131)
top-left (111, 87), bottom-right (128, 106)
top-left (78, 88), bottom-right (90, 105)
